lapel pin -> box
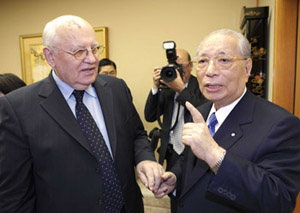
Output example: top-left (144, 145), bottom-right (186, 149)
top-left (231, 132), bottom-right (236, 137)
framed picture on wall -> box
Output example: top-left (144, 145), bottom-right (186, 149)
top-left (19, 27), bottom-right (108, 85)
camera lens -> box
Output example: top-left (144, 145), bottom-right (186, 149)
top-left (164, 69), bottom-right (174, 78)
top-left (161, 65), bottom-right (177, 82)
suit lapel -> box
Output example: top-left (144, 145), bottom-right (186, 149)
top-left (180, 91), bottom-right (255, 197)
top-left (181, 102), bottom-right (211, 196)
top-left (214, 91), bottom-right (255, 150)
top-left (39, 75), bottom-right (94, 156)
top-left (93, 78), bottom-right (117, 157)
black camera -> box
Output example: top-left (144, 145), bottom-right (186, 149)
top-left (160, 41), bottom-right (183, 82)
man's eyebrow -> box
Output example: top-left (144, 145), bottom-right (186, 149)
top-left (72, 43), bottom-right (99, 49)
top-left (197, 50), bottom-right (231, 57)
top-left (197, 52), bottom-right (207, 57)
top-left (216, 50), bottom-right (231, 55)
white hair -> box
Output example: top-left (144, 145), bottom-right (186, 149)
top-left (196, 29), bottom-right (251, 58)
top-left (42, 15), bottom-right (89, 47)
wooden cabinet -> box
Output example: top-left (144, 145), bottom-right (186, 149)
top-left (240, 6), bottom-right (269, 98)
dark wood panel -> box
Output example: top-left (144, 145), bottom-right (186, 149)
top-left (273, 0), bottom-right (300, 210)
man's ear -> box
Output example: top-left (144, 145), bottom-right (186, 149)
top-left (245, 57), bottom-right (252, 78)
top-left (189, 61), bottom-right (194, 70)
top-left (43, 47), bottom-right (55, 68)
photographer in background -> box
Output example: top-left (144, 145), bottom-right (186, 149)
top-left (144, 48), bottom-right (206, 212)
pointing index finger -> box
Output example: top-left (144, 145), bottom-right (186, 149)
top-left (185, 101), bottom-right (204, 124)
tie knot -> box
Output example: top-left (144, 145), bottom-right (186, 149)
top-left (73, 90), bottom-right (85, 103)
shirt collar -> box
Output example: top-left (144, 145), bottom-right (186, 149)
top-left (207, 87), bottom-right (247, 125)
top-left (51, 70), bottom-right (96, 100)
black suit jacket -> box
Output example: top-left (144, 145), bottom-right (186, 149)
top-left (144, 75), bottom-right (206, 166)
top-left (172, 91), bottom-right (300, 212)
top-left (0, 73), bottom-right (155, 213)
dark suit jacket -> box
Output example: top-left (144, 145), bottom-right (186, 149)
top-left (0, 73), bottom-right (156, 213)
top-left (144, 75), bottom-right (206, 166)
top-left (172, 91), bottom-right (300, 212)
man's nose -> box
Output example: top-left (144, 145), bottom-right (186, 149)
top-left (84, 50), bottom-right (97, 63)
top-left (206, 58), bottom-right (218, 75)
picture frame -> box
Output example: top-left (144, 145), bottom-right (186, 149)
top-left (19, 27), bottom-right (108, 85)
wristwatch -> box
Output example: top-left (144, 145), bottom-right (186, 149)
top-left (211, 151), bottom-right (226, 174)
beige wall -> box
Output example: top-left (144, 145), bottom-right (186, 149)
top-left (0, 0), bottom-right (274, 132)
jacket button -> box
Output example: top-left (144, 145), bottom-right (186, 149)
top-left (178, 201), bottom-right (184, 208)
top-left (98, 199), bottom-right (103, 205)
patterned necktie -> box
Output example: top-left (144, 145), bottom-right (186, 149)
top-left (73, 90), bottom-right (124, 213)
top-left (208, 112), bottom-right (218, 136)
top-left (170, 99), bottom-right (185, 155)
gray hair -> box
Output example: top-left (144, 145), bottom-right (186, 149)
top-left (42, 15), bottom-right (89, 47)
top-left (196, 29), bottom-right (251, 58)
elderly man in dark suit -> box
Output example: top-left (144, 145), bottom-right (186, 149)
top-left (154, 29), bottom-right (300, 212)
top-left (0, 15), bottom-right (164, 213)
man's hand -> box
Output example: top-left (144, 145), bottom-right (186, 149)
top-left (153, 172), bottom-right (177, 198)
top-left (182, 102), bottom-right (225, 168)
top-left (153, 67), bottom-right (161, 90)
top-left (136, 160), bottom-right (165, 192)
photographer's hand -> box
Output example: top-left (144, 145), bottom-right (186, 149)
top-left (153, 67), bottom-right (161, 90)
top-left (161, 70), bottom-right (185, 93)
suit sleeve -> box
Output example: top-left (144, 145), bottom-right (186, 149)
top-left (119, 80), bottom-right (156, 165)
top-left (144, 90), bottom-right (164, 122)
top-left (208, 115), bottom-right (300, 212)
top-left (0, 97), bottom-right (36, 212)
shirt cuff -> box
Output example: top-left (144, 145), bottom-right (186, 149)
top-left (151, 87), bottom-right (158, 95)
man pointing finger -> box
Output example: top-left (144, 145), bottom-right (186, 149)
top-left (154, 29), bottom-right (300, 213)
top-left (182, 101), bottom-right (226, 171)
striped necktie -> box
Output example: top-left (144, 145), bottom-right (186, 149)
top-left (208, 112), bottom-right (218, 136)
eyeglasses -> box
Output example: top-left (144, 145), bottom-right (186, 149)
top-left (53, 45), bottom-right (105, 60)
top-left (194, 55), bottom-right (248, 70)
